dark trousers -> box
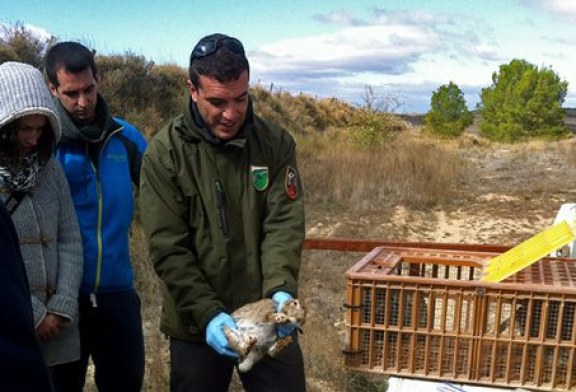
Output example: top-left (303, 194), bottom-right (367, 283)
top-left (51, 290), bottom-right (145, 392)
top-left (170, 336), bottom-right (306, 392)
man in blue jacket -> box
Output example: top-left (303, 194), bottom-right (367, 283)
top-left (45, 42), bottom-right (147, 392)
top-left (0, 201), bottom-right (52, 391)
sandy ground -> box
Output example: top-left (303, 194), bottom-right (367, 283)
top-left (307, 141), bottom-right (576, 245)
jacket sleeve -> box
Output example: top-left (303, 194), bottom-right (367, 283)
top-left (140, 137), bottom-right (225, 331)
top-left (46, 160), bottom-right (83, 323)
top-left (30, 297), bottom-right (47, 327)
top-left (260, 131), bottom-right (305, 298)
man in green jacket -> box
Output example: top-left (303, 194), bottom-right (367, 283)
top-left (140, 33), bottom-right (306, 391)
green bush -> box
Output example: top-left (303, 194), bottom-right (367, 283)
top-left (348, 109), bottom-right (406, 147)
top-left (425, 81), bottom-right (473, 138)
top-left (478, 59), bottom-right (569, 142)
top-left (96, 53), bottom-right (187, 137)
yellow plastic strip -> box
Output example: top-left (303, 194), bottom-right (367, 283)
top-left (482, 220), bottom-right (576, 283)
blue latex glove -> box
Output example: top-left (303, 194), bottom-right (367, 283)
top-left (272, 291), bottom-right (297, 338)
top-left (205, 312), bottom-right (238, 358)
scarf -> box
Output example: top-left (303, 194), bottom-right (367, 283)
top-left (0, 153), bottom-right (42, 192)
top-left (56, 94), bottom-right (111, 143)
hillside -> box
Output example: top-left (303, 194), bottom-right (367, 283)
top-left (565, 108), bottom-right (576, 132)
top-left (399, 108), bottom-right (576, 133)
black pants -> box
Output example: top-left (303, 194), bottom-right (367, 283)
top-left (170, 336), bottom-right (306, 392)
top-left (51, 290), bottom-right (145, 392)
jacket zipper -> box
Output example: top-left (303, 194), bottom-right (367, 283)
top-left (214, 180), bottom-right (229, 236)
top-left (86, 143), bottom-right (103, 300)
top-left (87, 125), bottom-right (124, 304)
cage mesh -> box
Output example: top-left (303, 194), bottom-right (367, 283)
top-left (346, 247), bottom-right (576, 391)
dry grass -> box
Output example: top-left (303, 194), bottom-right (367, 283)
top-left (251, 84), bottom-right (356, 135)
top-left (550, 138), bottom-right (576, 167)
top-left (298, 132), bottom-right (467, 210)
top-left (131, 222), bottom-right (169, 390)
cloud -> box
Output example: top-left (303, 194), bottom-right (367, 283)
top-left (0, 22), bottom-right (53, 41)
top-left (23, 24), bottom-right (53, 41)
top-left (250, 24), bottom-right (435, 78)
top-left (524, 0), bottom-right (576, 22)
top-left (539, 35), bottom-right (573, 46)
top-left (249, 7), bottom-right (501, 112)
top-left (314, 10), bottom-right (366, 26)
top-left (253, 8), bottom-right (501, 73)
top-left (371, 8), bottom-right (455, 26)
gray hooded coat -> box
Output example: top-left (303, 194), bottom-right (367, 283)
top-left (0, 62), bottom-right (83, 366)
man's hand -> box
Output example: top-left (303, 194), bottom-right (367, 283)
top-left (205, 312), bottom-right (238, 358)
top-left (36, 313), bottom-right (65, 341)
top-left (272, 291), bottom-right (297, 338)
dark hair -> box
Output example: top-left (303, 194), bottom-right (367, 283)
top-left (45, 42), bottom-right (97, 87)
top-left (0, 119), bottom-right (55, 168)
top-left (188, 33), bottom-right (250, 88)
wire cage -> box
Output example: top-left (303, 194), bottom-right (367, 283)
top-left (344, 246), bottom-right (576, 391)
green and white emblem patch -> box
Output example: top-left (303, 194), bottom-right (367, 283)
top-left (250, 165), bottom-right (269, 191)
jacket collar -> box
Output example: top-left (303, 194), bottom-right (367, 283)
top-left (56, 94), bottom-right (119, 144)
top-left (179, 93), bottom-right (254, 149)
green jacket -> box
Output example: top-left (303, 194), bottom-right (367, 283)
top-left (140, 98), bottom-right (305, 341)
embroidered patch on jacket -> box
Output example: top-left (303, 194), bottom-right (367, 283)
top-left (285, 166), bottom-right (298, 200)
top-left (251, 166), bottom-right (269, 191)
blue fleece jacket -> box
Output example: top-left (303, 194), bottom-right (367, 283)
top-left (56, 117), bottom-right (147, 294)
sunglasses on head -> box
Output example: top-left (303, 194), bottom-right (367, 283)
top-left (191, 36), bottom-right (245, 62)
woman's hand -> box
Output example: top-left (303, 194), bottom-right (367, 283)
top-left (36, 313), bottom-right (66, 341)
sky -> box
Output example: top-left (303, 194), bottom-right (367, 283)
top-left (2, 0), bottom-right (576, 113)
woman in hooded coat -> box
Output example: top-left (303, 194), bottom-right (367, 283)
top-left (0, 61), bottom-right (83, 378)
